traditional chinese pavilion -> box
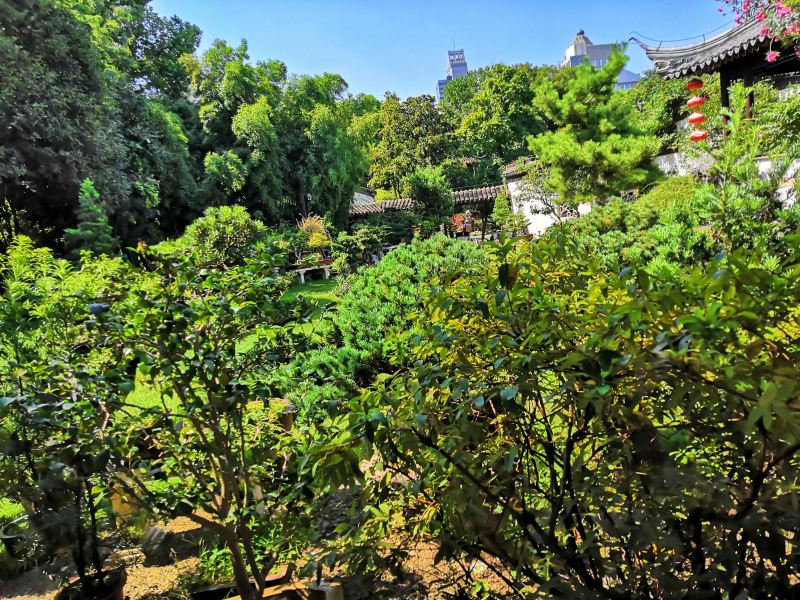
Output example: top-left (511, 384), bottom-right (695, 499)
top-left (638, 19), bottom-right (799, 110)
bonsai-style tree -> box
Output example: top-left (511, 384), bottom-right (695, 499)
top-left (298, 214), bottom-right (331, 261)
top-left (330, 224), bottom-right (387, 274)
top-left (490, 189), bottom-right (527, 234)
top-left (180, 205), bottom-right (266, 269)
top-left (528, 50), bottom-right (659, 204)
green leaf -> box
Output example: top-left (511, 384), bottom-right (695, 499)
top-left (499, 386), bottom-right (518, 401)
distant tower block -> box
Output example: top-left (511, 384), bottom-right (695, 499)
top-left (560, 30), bottom-right (641, 91)
top-left (436, 49), bottom-right (469, 101)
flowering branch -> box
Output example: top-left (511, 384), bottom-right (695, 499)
top-left (718, 0), bottom-right (800, 61)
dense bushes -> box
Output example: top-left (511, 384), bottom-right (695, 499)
top-left (554, 176), bottom-right (700, 266)
top-left (334, 234), bottom-right (486, 373)
top-left (349, 233), bottom-right (800, 597)
top-left (330, 224), bottom-right (387, 274)
top-left (551, 85), bottom-right (800, 277)
top-left (177, 205), bottom-right (267, 268)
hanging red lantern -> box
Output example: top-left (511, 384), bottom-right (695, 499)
top-left (690, 130), bottom-right (708, 142)
top-left (687, 96), bottom-right (707, 109)
top-left (688, 112), bottom-right (706, 125)
top-left (686, 78), bottom-right (704, 91)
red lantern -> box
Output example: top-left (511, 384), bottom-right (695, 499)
top-left (687, 96), bottom-right (707, 109)
top-left (688, 112), bottom-right (706, 125)
top-left (686, 78), bottom-right (704, 91)
top-left (690, 130), bottom-right (708, 142)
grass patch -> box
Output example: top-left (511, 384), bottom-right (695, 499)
top-left (281, 277), bottom-right (339, 306)
top-left (0, 498), bottom-right (25, 526)
top-left (124, 372), bottom-right (180, 413)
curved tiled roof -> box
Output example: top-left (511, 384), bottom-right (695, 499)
top-left (501, 158), bottom-right (536, 180)
top-left (639, 20), bottom-right (770, 79)
top-left (453, 184), bottom-right (504, 205)
top-left (349, 184), bottom-right (505, 216)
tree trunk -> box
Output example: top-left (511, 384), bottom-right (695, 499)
top-left (298, 191), bottom-right (308, 218)
top-left (225, 532), bottom-right (257, 600)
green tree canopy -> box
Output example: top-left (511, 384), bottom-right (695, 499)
top-left (0, 0), bottom-right (122, 251)
top-left (369, 94), bottom-right (452, 196)
top-left (528, 50), bottom-right (660, 204)
top-left (404, 166), bottom-right (453, 218)
top-left (455, 64), bottom-right (551, 169)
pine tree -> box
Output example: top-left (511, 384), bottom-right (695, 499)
top-left (528, 50), bottom-right (659, 204)
top-left (64, 179), bottom-right (119, 259)
top-left (491, 189), bottom-right (527, 234)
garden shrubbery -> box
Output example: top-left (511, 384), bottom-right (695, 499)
top-left (334, 234), bottom-right (486, 373)
top-left (553, 176), bottom-right (700, 266)
top-left (349, 230), bottom-right (800, 597)
top-left (1, 59), bottom-right (799, 600)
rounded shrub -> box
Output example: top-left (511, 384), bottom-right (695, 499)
top-left (180, 205), bottom-right (266, 268)
top-left (335, 234), bottom-right (486, 375)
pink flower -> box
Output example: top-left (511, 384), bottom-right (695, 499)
top-left (756, 10), bottom-right (766, 21)
top-left (775, 1), bottom-right (792, 17)
top-left (766, 50), bottom-right (781, 62)
top-left (759, 25), bottom-right (770, 36)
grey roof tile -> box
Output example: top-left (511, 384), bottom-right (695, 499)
top-left (640, 20), bottom-right (770, 79)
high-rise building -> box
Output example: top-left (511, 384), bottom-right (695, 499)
top-left (436, 49), bottom-right (469, 101)
top-left (561, 30), bottom-right (641, 91)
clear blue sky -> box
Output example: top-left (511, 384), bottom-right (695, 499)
top-left (151, 0), bottom-right (733, 99)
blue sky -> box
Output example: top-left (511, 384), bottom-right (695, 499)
top-left (151, 0), bottom-right (733, 99)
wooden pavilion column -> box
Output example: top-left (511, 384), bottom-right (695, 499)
top-left (719, 64), bottom-right (755, 121)
top-left (719, 65), bottom-right (731, 112)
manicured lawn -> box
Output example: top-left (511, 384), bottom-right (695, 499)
top-left (281, 277), bottom-right (339, 306)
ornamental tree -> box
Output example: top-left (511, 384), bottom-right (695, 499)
top-left (102, 249), bottom-right (346, 600)
top-left (490, 188), bottom-right (527, 234)
top-left (369, 94), bottom-right (453, 197)
top-left (404, 166), bottom-right (453, 218)
top-left (179, 205), bottom-right (267, 269)
top-left (528, 50), bottom-right (660, 204)
top-left (454, 64), bottom-right (551, 170)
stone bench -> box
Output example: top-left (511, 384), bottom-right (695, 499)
top-left (295, 264), bottom-right (331, 284)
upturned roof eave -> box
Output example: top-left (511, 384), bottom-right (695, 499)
top-left (639, 19), bottom-right (770, 79)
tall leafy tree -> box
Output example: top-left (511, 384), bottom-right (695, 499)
top-left (369, 93), bottom-right (452, 197)
top-left (455, 64), bottom-right (551, 169)
top-left (528, 50), bottom-right (659, 204)
top-left (187, 40), bottom-right (374, 226)
top-left (0, 0), bottom-right (125, 251)
top-left (1, 0), bottom-right (202, 251)
top-left (404, 166), bottom-right (453, 217)
top-left (64, 0), bottom-right (201, 99)
top-left (64, 0), bottom-right (203, 240)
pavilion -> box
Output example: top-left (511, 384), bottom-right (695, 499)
top-left (637, 19), bottom-right (799, 112)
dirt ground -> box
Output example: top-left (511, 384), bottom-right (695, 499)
top-left (0, 558), bottom-right (199, 600)
top-left (0, 515), bottom-right (502, 600)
